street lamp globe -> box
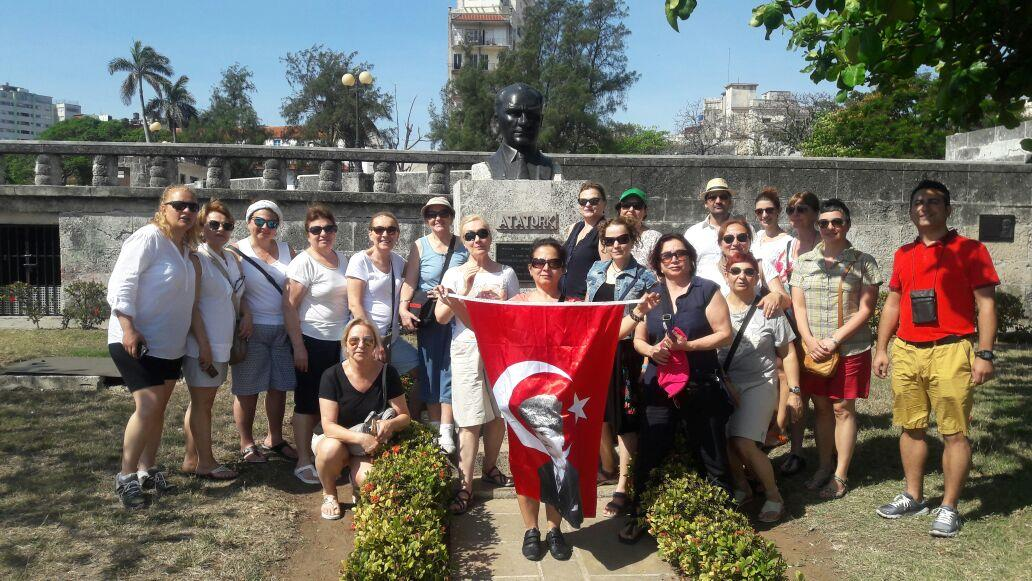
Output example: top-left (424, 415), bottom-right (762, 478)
top-left (341, 73), bottom-right (356, 87)
top-left (149, 121), bottom-right (162, 132)
top-left (358, 71), bottom-right (373, 85)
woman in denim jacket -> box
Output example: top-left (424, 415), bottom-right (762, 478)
top-left (585, 216), bottom-right (658, 517)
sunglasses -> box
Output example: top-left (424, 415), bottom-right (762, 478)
top-left (423, 210), bottom-right (453, 220)
top-left (785, 205), bottom-right (810, 215)
top-left (346, 336), bottom-right (376, 347)
top-left (206, 220), bottom-right (235, 232)
top-left (754, 207), bottom-right (778, 216)
top-left (817, 218), bottom-right (847, 229)
top-left (601, 234), bottom-right (632, 247)
top-left (728, 266), bottom-right (757, 276)
top-left (165, 200), bottom-right (199, 213)
top-left (370, 225), bottom-right (400, 235)
top-left (722, 233), bottom-right (750, 244)
top-left (705, 192), bottom-right (731, 202)
top-left (530, 258), bottom-right (564, 270)
top-left (618, 201), bottom-right (645, 211)
top-left (660, 249), bottom-right (691, 264)
top-left (463, 228), bottom-right (491, 242)
top-left (252, 217), bottom-right (279, 230)
top-left (577, 197), bottom-right (603, 207)
top-left (308, 224), bottom-right (338, 235)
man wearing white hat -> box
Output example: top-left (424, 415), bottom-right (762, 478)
top-left (684, 178), bottom-right (737, 283)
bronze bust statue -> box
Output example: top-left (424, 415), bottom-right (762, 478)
top-left (476, 83), bottom-right (561, 180)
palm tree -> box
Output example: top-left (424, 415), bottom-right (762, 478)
top-left (107, 40), bottom-right (173, 143)
top-left (146, 76), bottom-right (197, 143)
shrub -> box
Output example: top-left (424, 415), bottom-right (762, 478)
top-left (342, 422), bottom-right (452, 580)
top-left (61, 281), bottom-right (110, 330)
top-left (4, 282), bottom-right (46, 328)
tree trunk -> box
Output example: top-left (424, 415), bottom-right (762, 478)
top-left (138, 78), bottom-right (151, 143)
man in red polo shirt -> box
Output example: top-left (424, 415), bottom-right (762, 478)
top-left (872, 179), bottom-right (999, 538)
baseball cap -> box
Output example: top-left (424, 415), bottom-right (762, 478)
top-left (618, 188), bottom-right (648, 205)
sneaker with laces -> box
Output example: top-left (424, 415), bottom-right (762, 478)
top-left (876, 493), bottom-right (929, 519)
top-left (139, 467), bottom-right (176, 494)
top-left (115, 474), bottom-right (146, 510)
top-left (930, 505), bottom-right (962, 538)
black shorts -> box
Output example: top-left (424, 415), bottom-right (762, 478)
top-left (295, 335), bottom-right (341, 415)
top-left (109, 343), bottom-right (184, 392)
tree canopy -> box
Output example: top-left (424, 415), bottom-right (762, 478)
top-left (183, 63), bottom-right (265, 146)
top-left (107, 40), bottom-right (173, 143)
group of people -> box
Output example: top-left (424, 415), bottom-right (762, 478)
top-left (106, 174), bottom-right (999, 557)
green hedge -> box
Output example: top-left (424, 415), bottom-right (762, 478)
top-left (341, 423), bottom-right (452, 580)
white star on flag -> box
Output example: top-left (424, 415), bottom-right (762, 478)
top-left (568, 394), bottom-right (589, 421)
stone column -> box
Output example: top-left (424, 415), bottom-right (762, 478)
top-left (0, 161), bottom-right (5, 185)
top-left (373, 161), bottom-right (397, 193)
top-left (427, 163), bottom-right (450, 196)
top-left (205, 157), bottom-right (231, 188)
top-left (91, 155), bottom-right (119, 186)
top-left (318, 160), bottom-right (342, 191)
top-left (34, 154), bottom-right (63, 186)
top-left (262, 158), bottom-right (286, 190)
top-left (129, 157), bottom-right (149, 187)
top-left (148, 156), bottom-right (174, 188)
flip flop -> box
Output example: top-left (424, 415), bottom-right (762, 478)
top-left (321, 495), bottom-right (343, 520)
top-left (294, 464), bottom-right (319, 485)
top-left (242, 445), bottom-right (268, 464)
top-left (195, 465), bottom-right (238, 480)
top-left (261, 441), bottom-right (298, 460)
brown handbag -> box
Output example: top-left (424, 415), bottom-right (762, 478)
top-left (802, 262), bottom-right (853, 378)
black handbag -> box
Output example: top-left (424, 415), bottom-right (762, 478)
top-left (407, 236), bottom-right (456, 327)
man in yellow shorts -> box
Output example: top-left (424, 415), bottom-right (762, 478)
top-left (873, 179), bottom-right (999, 538)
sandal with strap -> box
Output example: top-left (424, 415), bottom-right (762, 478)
top-left (261, 440), bottom-right (298, 460)
top-left (597, 468), bottom-right (618, 486)
top-left (481, 466), bottom-right (514, 487)
top-left (617, 517), bottom-right (647, 545)
top-left (450, 488), bottom-right (474, 515)
top-left (758, 499), bottom-right (785, 523)
top-left (321, 495), bottom-right (343, 520)
top-left (195, 465), bottom-right (238, 480)
top-left (820, 475), bottom-right (848, 499)
top-left (603, 492), bottom-right (629, 518)
top-left (242, 445), bottom-right (268, 464)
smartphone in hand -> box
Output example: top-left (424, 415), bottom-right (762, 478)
top-left (203, 363), bottom-right (220, 378)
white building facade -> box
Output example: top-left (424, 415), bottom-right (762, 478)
top-left (53, 101), bottom-right (82, 123)
top-left (448, 0), bottom-right (534, 80)
top-left (0, 84), bottom-right (56, 140)
top-left (702, 83), bottom-right (802, 155)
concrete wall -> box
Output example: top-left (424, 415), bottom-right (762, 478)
top-left (947, 121), bottom-right (1032, 163)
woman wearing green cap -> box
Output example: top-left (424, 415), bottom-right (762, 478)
top-left (616, 188), bottom-right (662, 269)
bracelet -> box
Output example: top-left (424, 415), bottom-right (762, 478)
top-left (628, 310), bottom-right (644, 323)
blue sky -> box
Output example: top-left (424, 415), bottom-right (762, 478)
top-left (2, 0), bottom-right (832, 143)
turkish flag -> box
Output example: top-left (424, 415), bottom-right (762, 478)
top-left (461, 297), bottom-right (625, 527)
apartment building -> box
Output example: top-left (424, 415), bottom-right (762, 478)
top-left (447, 0), bottom-right (534, 80)
top-left (0, 84), bottom-right (56, 140)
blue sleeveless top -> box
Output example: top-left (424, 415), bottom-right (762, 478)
top-left (417, 235), bottom-right (469, 291)
top-left (641, 276), bottom-right (722, 390)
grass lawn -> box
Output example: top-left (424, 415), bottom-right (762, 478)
top-left (0, 329), bottom-right (109, 367)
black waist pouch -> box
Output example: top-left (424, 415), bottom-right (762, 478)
top-left (910, 289), bottom-right (938, 324)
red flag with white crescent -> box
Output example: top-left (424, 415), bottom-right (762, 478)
top-left (460, 297), bottom-right (625, 527)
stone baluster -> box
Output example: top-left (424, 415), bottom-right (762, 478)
top-left (148, 156), bottom-right (174, 188)
top-left (427, 163), bottom-right (450, 196)
top-left (34, 154), bottom-right (63, 186)
top-left (91, 155), bottom-right (119, 186)
top-left (318, 160), bottom-right (342, 191)
top-left (373, 161), bottom-right (397, 193)
top-left (262, 158), bottom-right (285, 189)
top-left (205, 157), bottom-right (231, 188)
top-left (0, 161), bottom-right (5, 185)
top-left (129, 157), bottom-right (149, 187)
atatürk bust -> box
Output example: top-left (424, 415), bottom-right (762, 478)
top-left (474, 83), bottom-right (561, 181)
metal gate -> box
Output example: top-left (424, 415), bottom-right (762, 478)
top-left (0, 224), bottom-right (62, 316)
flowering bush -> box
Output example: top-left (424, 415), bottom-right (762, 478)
top-left (61, 281), bottom-right (109, 330)
top-left (4, 282), bottom-right (46, 328)
top-left (342, 422), bottom-right (452, 580)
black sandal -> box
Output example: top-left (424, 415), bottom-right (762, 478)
top-left (617, 517), bottom-right (646, 545)
top-left (481, 466), bottom-right (514, 487)
top-left (450, 489), bottom-right (473, 515)
top-left (260, 440), bottom-right (298, 460)
top-left (603, 492), bottom-right (629, 517)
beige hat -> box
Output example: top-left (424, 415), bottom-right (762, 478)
top-left (421, 196), bottom-right (454, 215)
top-left (701, 177), bottom-right (733, 199)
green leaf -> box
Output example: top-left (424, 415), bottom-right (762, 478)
top-left (841, 63), bottom-right (866, 87)
top-left (1020, 138), bottom-right (1032, 153)
top-left (677, 0), bottom-right (698, 19)
top-left (843, 30), bottom-right (860, 61)
top-left (666, 0), bottom-right (684, 10)
top-left (858, 28), bottom-right (883, 61)
top-left (666, 3), bottom-right (680, 31)
top-left (887, 0), bottom-right (916, 22)
top-left (815, 0), bottom-right (830, 11)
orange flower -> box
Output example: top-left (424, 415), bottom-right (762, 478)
top-left (392, 444), bottom-right (401, 454)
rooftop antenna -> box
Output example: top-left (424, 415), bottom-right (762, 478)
top-left (727, 48), bottom-right (731, 85)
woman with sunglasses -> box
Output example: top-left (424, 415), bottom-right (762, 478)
top-left (108, 185), bottom-right (199, 509)
top-left (585, 216), bottom-right (657, 517)
top-left (399, 197), bottom-right (469, 454)
top-left (283, 204), bottom-right (350, 484)
top-left (753, 187), bottom-right (794, 282)
top-left (346, 212), bottom-right (420, 376)
top-left (434, 216), bottom-right (518, 515)
top-left (792, 198), bottom-right (882, 500)
top-left (313, 318), bottom-right (411, 520)
top-left (620, 234), bottom-right (734, 543)
top-left (231, 200), bottom-right (298, 465)
top-left (716, 219), bottom-right (791, 318)
top-left (719, 252), bottom-right (801, 523)
top-left (615, 188), bottom-right (662, 269)
top-left (181, 200), bottom-right (250, 482)
top-left (560, 181), bottom-right (606, 299)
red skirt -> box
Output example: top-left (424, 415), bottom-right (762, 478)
top-left (802, 350), bottom-right (871, 400)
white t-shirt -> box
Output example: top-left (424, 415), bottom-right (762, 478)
top-left (631, 228), bottom-right (662, 268)
top-left (236, 237), bottom-right (292, 326)
top-left (718, 305), bottom-right (796, 390)
top-left (186, 244), bottom-right (245, 362)
top-left (684, 219), bottom-right (722, 279)
top-left (107, 224), bottom-right (196, 359)
top-left (287, 250), bottom-right (351, 341)
top-left (754, 231), bottom-right (795, 285)
top-left (345, 251), bottom-right (406, 337)
top-left (441, 265), bottom-right (520, 343)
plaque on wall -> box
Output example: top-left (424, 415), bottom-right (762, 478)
top-left (496, 213), bottom-right (560, 233)
top-left (494, 242), bottom-right (535, 284)
top-left (978, 214), bottom-right (1015, 243)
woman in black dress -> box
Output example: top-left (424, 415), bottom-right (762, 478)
top-left (561, 181), bottom-right (606, 299)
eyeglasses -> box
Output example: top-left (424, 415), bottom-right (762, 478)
top-left (601, 234), bottom-right (631, 247)
top-left (530, 258), bottom-right (564, 270)
top-left (785, 205), bottom-right (810, 215)
top-left (423, 210), bottom-right (452, 220)
top-left (660, 249), bottom-right (691, 264)
top-left (754, 207), bottom-right (778, 216)
top-left (721, 233), bottom-right (750, 244)
top-left (463, 228), bottom-right (491, 242)
top-left (728, 266), bottom-right (757, 276)
top-left (308, 224), bottom-right (338, 235)
top-left (346, 336), bottom-right (376, 347)
top-left (206, 220), bottom-right (235, 232)
top-left (577, 197), bottom-right (603, 207)
top-left (705, 192), bottom-right (731, 202)
top-left (165, 200), bottom-right (199, 213)
top-left (252, 217), bottom-right (279, 230)
top-left (618, 201), bottom-right (645, 211)
top-left (817, 218), bottom-right (846, 229)
top-left (370, 225), bottom-right (400, 235)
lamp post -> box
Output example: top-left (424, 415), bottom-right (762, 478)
top-left (341, 70), bottom-right (374, 148)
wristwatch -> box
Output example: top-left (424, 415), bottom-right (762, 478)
top-left (975, 350), bottom-right (995, 362)
top-left (789, 386), bottom-right (802, 395)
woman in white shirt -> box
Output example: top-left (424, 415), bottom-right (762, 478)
top-left (345, 212), bottom-right (419, 375)
top-left (434, 216), bottom-right (519, 515)
top-left (230, 200), bottom-right (298, 464)
top-left (107, 185), bottom-right (198, 510)
top-left (182, 200), bottom-right (250, 481)
top-left (284, 204), bottom-right (350, 484)
top-left (753, 187), bottom-right (795, 285)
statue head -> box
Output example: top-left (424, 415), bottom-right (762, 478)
top-left (494, 83), bottom-right (545, 153)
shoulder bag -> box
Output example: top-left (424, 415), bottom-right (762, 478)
top-left (407, 236), bottom-right (456, 327)
top-left (201, 247), bottom-right (249, 365)
top-left (228, 245), bottom-right (283, 294)
top-left (346, 366), bottom-right (397, 456)
top-left (802, 262), bottom-right (853, 378)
